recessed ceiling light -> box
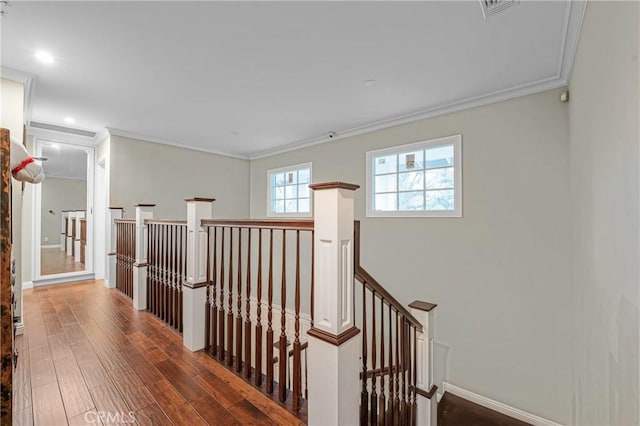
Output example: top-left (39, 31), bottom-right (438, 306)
top-left (35, 50), bottom-right (55, 64)
top-left (49, 143), bottom-right (60, 149)
top-left (364, 79), bottom-right (377, 87)
top-left (64, 117), bottom-right (75, 124)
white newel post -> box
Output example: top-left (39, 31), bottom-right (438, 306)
top-left (410, 301), bottom-right (438, 426)
top-left (133, 204), bottom-right (155, 310)
top-left (106, 207), bottom-right (123, 289)
top-left (74, 211), bottom-right (85, 263)
top-left (307, 182), bottom-right (361, 426)
top-left (183, 197), bottom-right (215, 351)
top-left (60, 211), bottom-right (68, 251)
top-left (66, 212), bottom-right (74, 256)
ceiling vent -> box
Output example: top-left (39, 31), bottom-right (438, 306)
top-left (479, 0), bottom-right (519, 19)
top-left (30, 121), bottom-right (97, 138)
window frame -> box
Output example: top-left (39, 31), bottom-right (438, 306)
top-left (266, 162), bottom-right (313, 218)
top-left (366, 135), bottom-right (462, 218)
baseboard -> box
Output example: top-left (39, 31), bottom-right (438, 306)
top-left (443, 382), bottom-right (561, 426)
top-left (33, 273), bottom-right (95, 287)
top-left (41, 244), bottom-right (61, 249)
top-left (15, 321), bottom-right (24, 336)
top-left (22, 281), bottom-right (34, 289)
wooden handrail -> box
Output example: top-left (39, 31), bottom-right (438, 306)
top-left (354, 221), bottom-right (423, 332)
top-left (201, 219), bottom-right (314, 231)
top-left (144, 219), bottom-right (186, 225)
top-left (114, 218), bottom-right (135, 223)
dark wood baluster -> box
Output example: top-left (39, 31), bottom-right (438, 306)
top-left (244, 228), bottom-right (252, 380)
top-left (292, 230), bottom-right (302, 412)
top-left (236, 227), bottom-right (243, 372)
top-left (255, 228), bottom-right (263, 387)
top-left (170, 225), bottom-right (176, 328)
top-left (361, 284), bottom-right (369, 426)
top-left (266, 229), bottom-right (274, 394)
top-left (178, 224), bottom-right (184, 332)
top-left (371, 290), bottom-right (378, 426)
top-left (401, 317), bottom-right (407, 425)
top-left (394, 310), bottom-right (400, 425)
top-left (278, 230), bottom-right (287, 403)
top-left (157, 225), bottom-right (163, 318)
top-left (154, 224), bottom-right (159, 316)
top-left (379, 298), bottom-right (386, 426)
top-left (163, 224), bottom-right (168, 322)
top-left (146, 224), bottom-right (151, 311)
top-left (388, 305), bottom-right (394, 425)
top-left (227, 227), bottom-right (235, 367)
top-left (218, 227), bottom-right (226, 361)
top-left (412, 327), bottom-right (417, 426)
top-left (205, 226), bottom-right (211, 350)
top-left (173, 225), bottom-right (179, 329)
top-left (211, 226), bottom-right (218, 356)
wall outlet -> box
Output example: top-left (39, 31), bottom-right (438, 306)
top-left (44, 237), bottom-right (49, 242)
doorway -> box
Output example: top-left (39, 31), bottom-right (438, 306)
top-left (33, 138), bottom-right (95, 283)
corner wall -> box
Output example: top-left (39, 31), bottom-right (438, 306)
top-left (569, 1), bottom-right (640, 424)
top-left (250, 88), bottom-right (572, 423)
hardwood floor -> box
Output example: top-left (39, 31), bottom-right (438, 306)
top-left (40, 248), bottom-right (85, 276)
top-left (14, 279), bottom-right (303, 425)
top-left (438, 392), bottom-right (530, 426)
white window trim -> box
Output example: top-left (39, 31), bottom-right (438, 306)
top-left (366, 135), bottom-right (462, 218)
top-left (267, 162), bottom-right (313, 218)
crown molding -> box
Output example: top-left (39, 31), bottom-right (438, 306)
top-left (106, 127), bottom-right (249, 160)
top-left (249, 0), bottom-right (586, 160)
top-left (28, 124), bottom-right (98, 145)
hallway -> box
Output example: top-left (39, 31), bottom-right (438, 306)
top-left (14, 280), bottom-right (302, 425)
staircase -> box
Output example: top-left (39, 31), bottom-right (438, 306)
top-left (108, 182), bottom-right (438, 425)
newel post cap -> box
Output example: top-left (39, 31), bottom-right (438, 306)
top-left (184, 197), bottom-right (216, 202)
top-left (309, 181), bottom-right (360, 191)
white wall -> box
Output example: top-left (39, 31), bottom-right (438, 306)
top-left (250, 88), bottom-right (572, 423)
top-left (40, 177), bottom-right (87, 244)
top-left (109, 135), bottom-right (250, 219)
top-left (569, 2), bottom-right (640, 425)
top-left (1, 77), bottom-right (25, 319)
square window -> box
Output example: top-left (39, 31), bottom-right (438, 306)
top-left (366, 135), bottom-right (462, 217)
top-left (267, 163), bottom-right (312, 217)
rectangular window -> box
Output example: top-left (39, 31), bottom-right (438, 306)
top-left (366, 135), bottom-right (462, 217)
top-left (267, 163), bottom-right (312, 217)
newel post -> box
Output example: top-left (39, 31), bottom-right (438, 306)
top-left (74, 211), bottom-right (85, 263)
top-left (307, 182), bottom-right (361, 426)
top-left (106, 207), bottom-right (123, 289)
top-left (183, 197), bottom-right (215, 351)
top-left (409, 301), bottom-right (438, 426)
top-left (133, 204), bottom-right (155, 310)
top-left (60, 211), bottom-right (68, 251)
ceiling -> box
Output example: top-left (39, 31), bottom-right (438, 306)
top-left (41, 143), bottom-right (87, 180)
top-left (1, 1), bottom-right (585, 159)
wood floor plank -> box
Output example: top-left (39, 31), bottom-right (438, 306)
top-left (29, 344), bottom-right (57, 388)
top-left (13, 407), bottom-right (34, 426)
top-left (13, 335), bottom-right (32, 412)
top-left (48, 332), bottom-right (74, 360)
top-left (190, 395), bottom-right (239, 426)
top-left (155, 359), bottom-right (208, 403)
top-left (54, 356), bottom-right (95, 418)
top-left (193, 370), bottom-right (243, 409)
top-left (88, 381), bottom-right (133, 424)
top-left (110, 370), bottom-right (155, 412)
top-left (147, 379), bottom-right (207, 426)
top-left (227, 399), bottom-right (278, 426)
top-left (63, 323), bottom-right (88, 345)
top-left (32, 382), bottom-right (67, 426)
top-left (72, 341), bottom-right (112, 389)
top-left (68, 409), bottom-right (103, 426)
top-left (134, 403), bottom-right (172, 426)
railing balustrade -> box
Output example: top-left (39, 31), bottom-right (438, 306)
top-left (114, 219), bottom-right (135, 298)
top-left (145, 220), bottom-right (187, 331)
